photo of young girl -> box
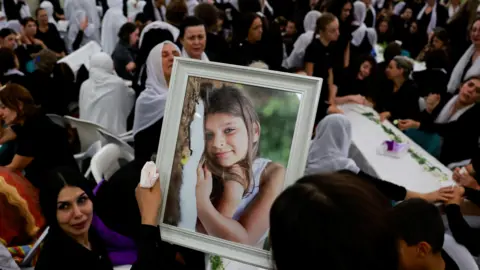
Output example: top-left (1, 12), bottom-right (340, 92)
top-left (164, 76), bottom-right (300, 250)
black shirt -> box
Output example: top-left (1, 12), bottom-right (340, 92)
top-left (304, 37), bottom-right (333, 124)
top-left (112, 41), bottom-right (137, 81)
top-left (35, 23), bottom-right (66, 54)
top-left (10, 113), bottom-right (77, 189)
top-left (375, 79), bottom-right (421, 121)
top-left (134, 117), bottom-right (164, 163)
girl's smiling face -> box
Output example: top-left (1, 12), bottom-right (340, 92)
top-left (205, 113), bottom-right (259, 168)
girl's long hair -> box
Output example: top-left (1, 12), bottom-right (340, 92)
top-left (201, 84), bottom-right (260, 200)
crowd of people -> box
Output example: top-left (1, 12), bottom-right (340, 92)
top-left (1, 0), bottom-right (480, 269)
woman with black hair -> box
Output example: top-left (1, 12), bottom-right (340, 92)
top-left (112, 22), bottom-right (139, 81)
top-left (336, 54), bottom-right (376, 104)
top-left (230, 13), bottom-right (267, 67)
top-left (35, 166), bottom-right (182, 270)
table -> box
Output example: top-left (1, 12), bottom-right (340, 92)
top-left (339, 104), bottom-right (455, 193)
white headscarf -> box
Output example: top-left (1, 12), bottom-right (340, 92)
top-left (417, 1), bottom-right (438, 35)
top-left (282, 11), bottom-right (321, 69)
top-left (304, 114), bottom-right (360, 175)
top-left (79, 52), bottom-right (135, 135)
top-left (303, 10), bottom-right (321, 32)
top-left (139, 21), bottom-right (180, 47)
top-left (39, 1), bottom-right (58, 27)
top-left (101, 0), bottom-right (128, 55)
top-left (181, 47), bottom-right (209, 61)
top-left (351, 1), bottom-right (377, 47)
top-left (435, 94), bottom-right (475, 123)
top-left (133, 41), bottom-right (180, 135)
top-left (0, 12), bottom-right (6, 29)
top-left (447, 45), bottom-right (480, 93)
top-left (67, 10), bottom-right (99, 52)
top-left (65, 0), bottom-right (100, 33)
top-left (127, 0), bottom-right (147, 20)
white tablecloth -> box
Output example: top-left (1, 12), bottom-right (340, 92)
top-left (339, 104), bottom-right (455, 193)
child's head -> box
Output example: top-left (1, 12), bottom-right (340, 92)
top-left (203, 85), bottom-right (260, 190)
top-left (389, 198), bottom-right (445, 270)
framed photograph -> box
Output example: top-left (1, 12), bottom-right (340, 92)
top-left (156, 58), bottom-right (322, 268)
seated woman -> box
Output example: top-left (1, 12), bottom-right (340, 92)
top-left (0, 28), bottom-right (18, 50)
top-left (79, 52), bottom-right (135, 135)
top-left (402, 21), bottom-right (427, 59)
top-left (305, 114), bottom-right (452, 203)
top-left (112, 22), bottom-right (139, 81)
top-left (336, 54), bottom-right (376, 105)
top-left (35, 7), bottom-right (66, 58)
top-left (350, 1), bottom-right (377, 61)
top-left (416, 27), bottom-right (450, 64)
top-left (376, 56), bottom-right (421, 122)
top-left (447, 17), bottom-right (480, 94)
top-left (377, 17), bottom-right (394, 45)
top-left (230, 13), bottom-right (267, 67)
top-left (179, 16), bottom-right (208, 61)
top-left (35, 166), bottom-right (181, 270)
top-left (0, 84), bottom-right (77, 190)
top-left (398, 77), bottom-right (480, 166)
top-left (16, 17), bottom-right (45, 73)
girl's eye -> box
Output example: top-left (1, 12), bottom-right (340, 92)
top-left (205, 132), bottom-right (213, 140)
top-left (224, 128), bottom-right (235, 134)
top-left (58, 203), bottom-right (69, 210)
top-left (77, 196), bottom-right (88, 205)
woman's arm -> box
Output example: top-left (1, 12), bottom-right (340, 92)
top-left (344, 43), bottom-right (350, 68)
top-left (0, 127), bottom-right (17, 145)
top-left (305, 62), bottom-right (314, 76)
top-left (197, 163), bottom-right (285, 245)
top-left (328, 68), bottom-right (337, 105)
top-left (72, 30), bottom-right (84, 51)
top-left (6, 154), bottom-right (33, 171)
top-left (445, 203), bottom-right (480, 255)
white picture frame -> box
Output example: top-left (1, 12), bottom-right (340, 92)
top-left (155, 58), bottom-right (322, 268)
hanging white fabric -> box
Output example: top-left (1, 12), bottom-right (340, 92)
top-left (351, 1), bottom-right (377, 47)
top-left (133, 41), bottom-right (181, 135)
top-left (101, 0), bottom-right (128, 55)
top-left (79, 52), bottom-right (135, 135)
top-left (416, 1), bottom-right (437, 35)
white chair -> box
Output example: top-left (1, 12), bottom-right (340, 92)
top-left (57, 41), bottom-right (102, 74)
top-left (47, 114), bottom-right (68, 128)
top-left (64, 116), bottom-right (105, 176)
top-left (98, 129), bottom-right (134, 156)
top-left (90, 143), bottom-right (134, 183)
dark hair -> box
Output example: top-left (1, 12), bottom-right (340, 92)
top-left (389, 198), bottom-right (444, 253)
top-left (179, 16), bottom-right (205, 39)
top-left (194, 3), bottom-right (219, 31)
top-left (118, 22), bottom-right (137, 44)
top-left (21, 17), bottom-right (36, 27)
top-left (383, 42), bottom-right (402, 63)
top-left (233, 12), bottom-right (261, 42)
top-left (134, 12), bottom-right (147, 24)
top-left (166, 0), bottom-right (188, 27)
top-left (326, 0), bottom-right (353, 23)
top-left (0, 48), bottom-right (17, 74)
top-left (202, 84), bottom-right (260, 196)
top-left (352, 54), bottom-right (376, 77)
top-left (39, 167), bottom-right (94, 231)
top-left (0, 28), bottom-right (16, 38)
top-left (431, 27), bottom-right (449, 46)
top-left (35, 7), bottom-right (46, 18)
top-left (425, 48), bottom-right (449, 70)
top-left (314, 12), bottom-right (337, 34)
top-left (238, 0), bottom-right (261, 14)
top-left (0, 83), bottom-right (39, 120)
top-left (270, 173), bottom-right (398, 270)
